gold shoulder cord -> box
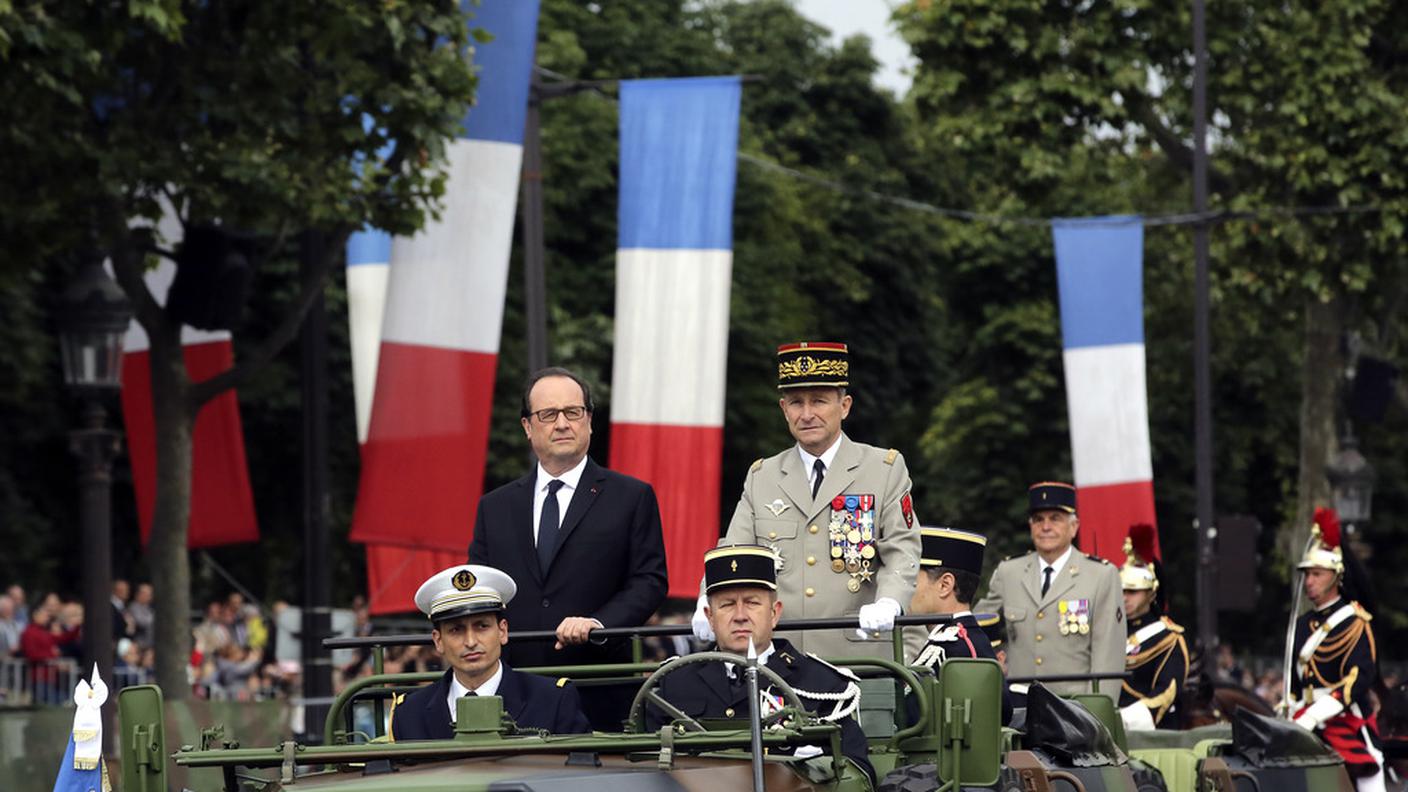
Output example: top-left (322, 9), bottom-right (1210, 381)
top-left (1305, 618), bottom-right (1372, 700)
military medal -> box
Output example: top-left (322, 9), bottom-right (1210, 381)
top-left (832, 559), bottom-right (845, 573)
top-left (831, 492), bottom-right (879, 593)
top-left (847, 578), bottom-right (861, 593)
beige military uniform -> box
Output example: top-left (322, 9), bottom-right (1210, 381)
top-left (719, 434), bottom-right (922, 660)
top-left (977, 549), bottom-right (1125, 701)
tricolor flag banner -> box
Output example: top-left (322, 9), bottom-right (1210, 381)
top-left (120, 207), bottom-right (258, 548)
top-left (346, 227), bottom-right (391, 445)
top-left (352, 0), bottom-right (540, 613)
top-left (610, 77), bottom-right (741, 598)
top-left (1052, 216), bottom-right (1159, 562)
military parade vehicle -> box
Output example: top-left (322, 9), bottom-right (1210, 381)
top-left (113, 617), bottom-right (1353, 792)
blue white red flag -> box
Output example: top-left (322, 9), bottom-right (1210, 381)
top-left (351, 0), bottom-right (541, 613)
top-left (610, 77), bottom-right (741, 597)
top-left (1052, 217), bottom-right (1160, 562)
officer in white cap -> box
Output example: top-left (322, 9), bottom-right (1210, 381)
top-left (390, 565), bottom-right (591, 739)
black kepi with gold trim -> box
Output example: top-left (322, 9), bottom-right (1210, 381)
top-left (704, 544), bottom-right (779, 594)
top-left (777, 342), bottom-right (849, 389)
top-left (1028, 481), bottom-right (1077, 514)
top-left (413, 564), bottom-right (517, 624)
top-left (919, 526), bottom-right (987, 575)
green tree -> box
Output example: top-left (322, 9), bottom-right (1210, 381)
top-left (896, 0), bottom-right (1408, 644)
top-left (0, 0), bottom-right (477, 697)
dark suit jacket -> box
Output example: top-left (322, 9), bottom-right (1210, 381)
top-left (390, 665), bottom-right (591, 740)
top-left (469, 457), bottom-right (668, 666)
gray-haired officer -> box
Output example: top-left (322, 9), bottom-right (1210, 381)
top-left (390, 565), bottom-right (590, 740)
top-left (651, 545), bottom-right (874, 785)
top-left (976, 482), bottom-right (1125, 701)
top-left (695, 342), bottom-right (922, 660)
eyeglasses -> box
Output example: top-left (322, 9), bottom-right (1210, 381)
top-left (529, 405), bottom-right (588, 423)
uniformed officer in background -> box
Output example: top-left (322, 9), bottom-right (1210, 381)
top-left (1117, 524), bottom-right (1188, 731)
top-left (652, 545), bottom-right (874, 785)
top-left (905, 526), bottom-right (1012, 725)
top-left (1288, 508), bottom-right (1384, 792)
top-left (976, 482), bottom-right (1125, 701)
top-left (694, 342), bottom-right (922, 660)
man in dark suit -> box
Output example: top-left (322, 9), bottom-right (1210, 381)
top-left (469, 367), bottom-right (668, 668)
top-left (390, 564), bottom-right (591, 741)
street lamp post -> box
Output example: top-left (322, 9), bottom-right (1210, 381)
top-left (1326, 425), bottom-right (1375, 537)
top-left (56, 257), bottom-right (133, 703)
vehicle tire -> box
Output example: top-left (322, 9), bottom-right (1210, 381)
top-left (877, 763), bottom-right (939, 792)
top-left (1128, 760), bottom-right (1169, 792)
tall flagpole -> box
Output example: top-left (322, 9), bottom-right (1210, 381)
top-left (1191, 0), bottom-right (1219, 658)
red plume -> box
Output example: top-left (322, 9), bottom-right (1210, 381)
top-left (1128, 523), bottom-right (1159, 564)
top-left (1313, 507), bottom-right (1341, 550)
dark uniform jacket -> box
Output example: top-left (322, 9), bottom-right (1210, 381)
top-left (390, 665), bottom-right (591, 740)
top-left (644, 638), bottom-right (875, 784)
top-left (1118, 612), bottom-right (1188, 729)
top-left (908, 613), bottom-right (1013, 726)
top-left (469, 457), bottom-right (668, 667)
top-left (1290, 597), bottom-right (1380, 775)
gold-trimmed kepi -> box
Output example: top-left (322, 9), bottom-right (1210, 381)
top-left (919, 526), bottom-right (987, 575)
top-left (704, 545), bottom-right (779, 594)
top-left (1028, 481), bottom-right (1077, 514)
top-left (413, 564), bottom-right (517, 623)
top-left (777, 342), bottom-right (849, 389)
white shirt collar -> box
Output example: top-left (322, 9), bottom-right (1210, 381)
top-left (797, 434), bottom-right (844, 479)
top-left (1040, 545), bottom-right (1075, 580)
top-left (724, 641), bottom-right (776, 678)
top-left (537, 455), bottom-right (588, 492)
top-left (445, 661), bottom-right (505, 723)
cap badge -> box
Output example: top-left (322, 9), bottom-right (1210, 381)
top-left (452, 570), bottom-right (477, 591)
top-left (731, 560), bottom-right (738, 572)
top-left (766, 499), bottom-right (790, 517)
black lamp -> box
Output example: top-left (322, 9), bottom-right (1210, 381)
top-left (57, 258), bottom-right (133, 391)
top-left (1326, 426), bottom-right (1375, 527)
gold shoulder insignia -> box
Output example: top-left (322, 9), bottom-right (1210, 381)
top-left (884, 448), bottom-right (899, 465)
top-left (1163, 617), bottom-right (1186, 634)
top-left (750, 458), bottom-right (763, 473)
top-left (556, 677), bottom-right (570, 687)
top-left (1353, 602), bottom-right (1373, 622)
top-left (779, 651), bottom-right (795, 665)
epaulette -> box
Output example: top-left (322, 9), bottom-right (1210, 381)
top-left (1162, 617), bottom-right (1186, 634)
top-left (806, 651), bottom-right (861, 682)
top-left (1353, 602), bottom-right (1373, 622)
top-left (884, 449), bottom-right (899, 465)
top-left (556, 677), bottom-right (569, 687)
top-left (750, 458), bottom-right (763, 473)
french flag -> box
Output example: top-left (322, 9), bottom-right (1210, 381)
top-left (119, 209), bottom-right (258, 548)
top-left (351, 0), bottom-right (540, 613)
top-left (609, 77), bottom-right (741, 598)
top-left (1052, 217), bottom-right (1159, 562)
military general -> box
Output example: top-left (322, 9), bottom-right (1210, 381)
top-left (976, 482), bottom-right (1125, 700)
top-left (693, 342), bottom-right (922, 660)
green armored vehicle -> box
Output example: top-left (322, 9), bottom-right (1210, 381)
top-left (113, 620), bottom-right (1351, 792)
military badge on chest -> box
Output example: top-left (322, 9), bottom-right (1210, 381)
top-left (829, 494), bottom-right (877, 593)
top-left (1058, 599), bottom-right (1090, 636)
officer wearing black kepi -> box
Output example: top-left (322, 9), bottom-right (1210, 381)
top-left (904, 527), bottom-right (1012, 725)
top-left (649, 545), bottom-right (874, 785)
top-left (1118, 524), bottom-right (1188, 732)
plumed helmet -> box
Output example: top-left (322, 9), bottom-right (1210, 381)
top-left (1119, 524), bottom-right (1159, 592)
top-left (1296, 507), bottom-right (1344, 574)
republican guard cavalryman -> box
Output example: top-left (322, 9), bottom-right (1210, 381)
top-left (1288, 508), bottom-right (1384, 792)
top-left (976, 481), bottom-right (1125, 701)
top-left (651, 545), bottom-right (874, 785)
top-left (1117, 524), bottom-right (1188, 731)
top-left (693, 342), bottom-right (922, 660)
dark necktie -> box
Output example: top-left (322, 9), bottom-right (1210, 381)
top-left (811, 458), bottom-right (826, 499)
top-left (538, 479), bottom-right (565, 572)
top-left (1041, 566), bottom-right (1054, 597)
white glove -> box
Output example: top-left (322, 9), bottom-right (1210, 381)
top-left (691, 594), bottom-right (715, 643)
top-left (856, 597), bottom-right (902, 638)
top-left (1120, 701), bottom-right (1156, 732)
top-left (1293, 694), bottom-right (1345, 731)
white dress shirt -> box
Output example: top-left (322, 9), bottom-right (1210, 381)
top-left (531, 456), bottom-right (588, 545)
top-left (797, 434), bottom-right (844, 494)
top-left (446, 661), bottom-right (505, 724)
top-left (1040, 545), bottom-right (1075, 590)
